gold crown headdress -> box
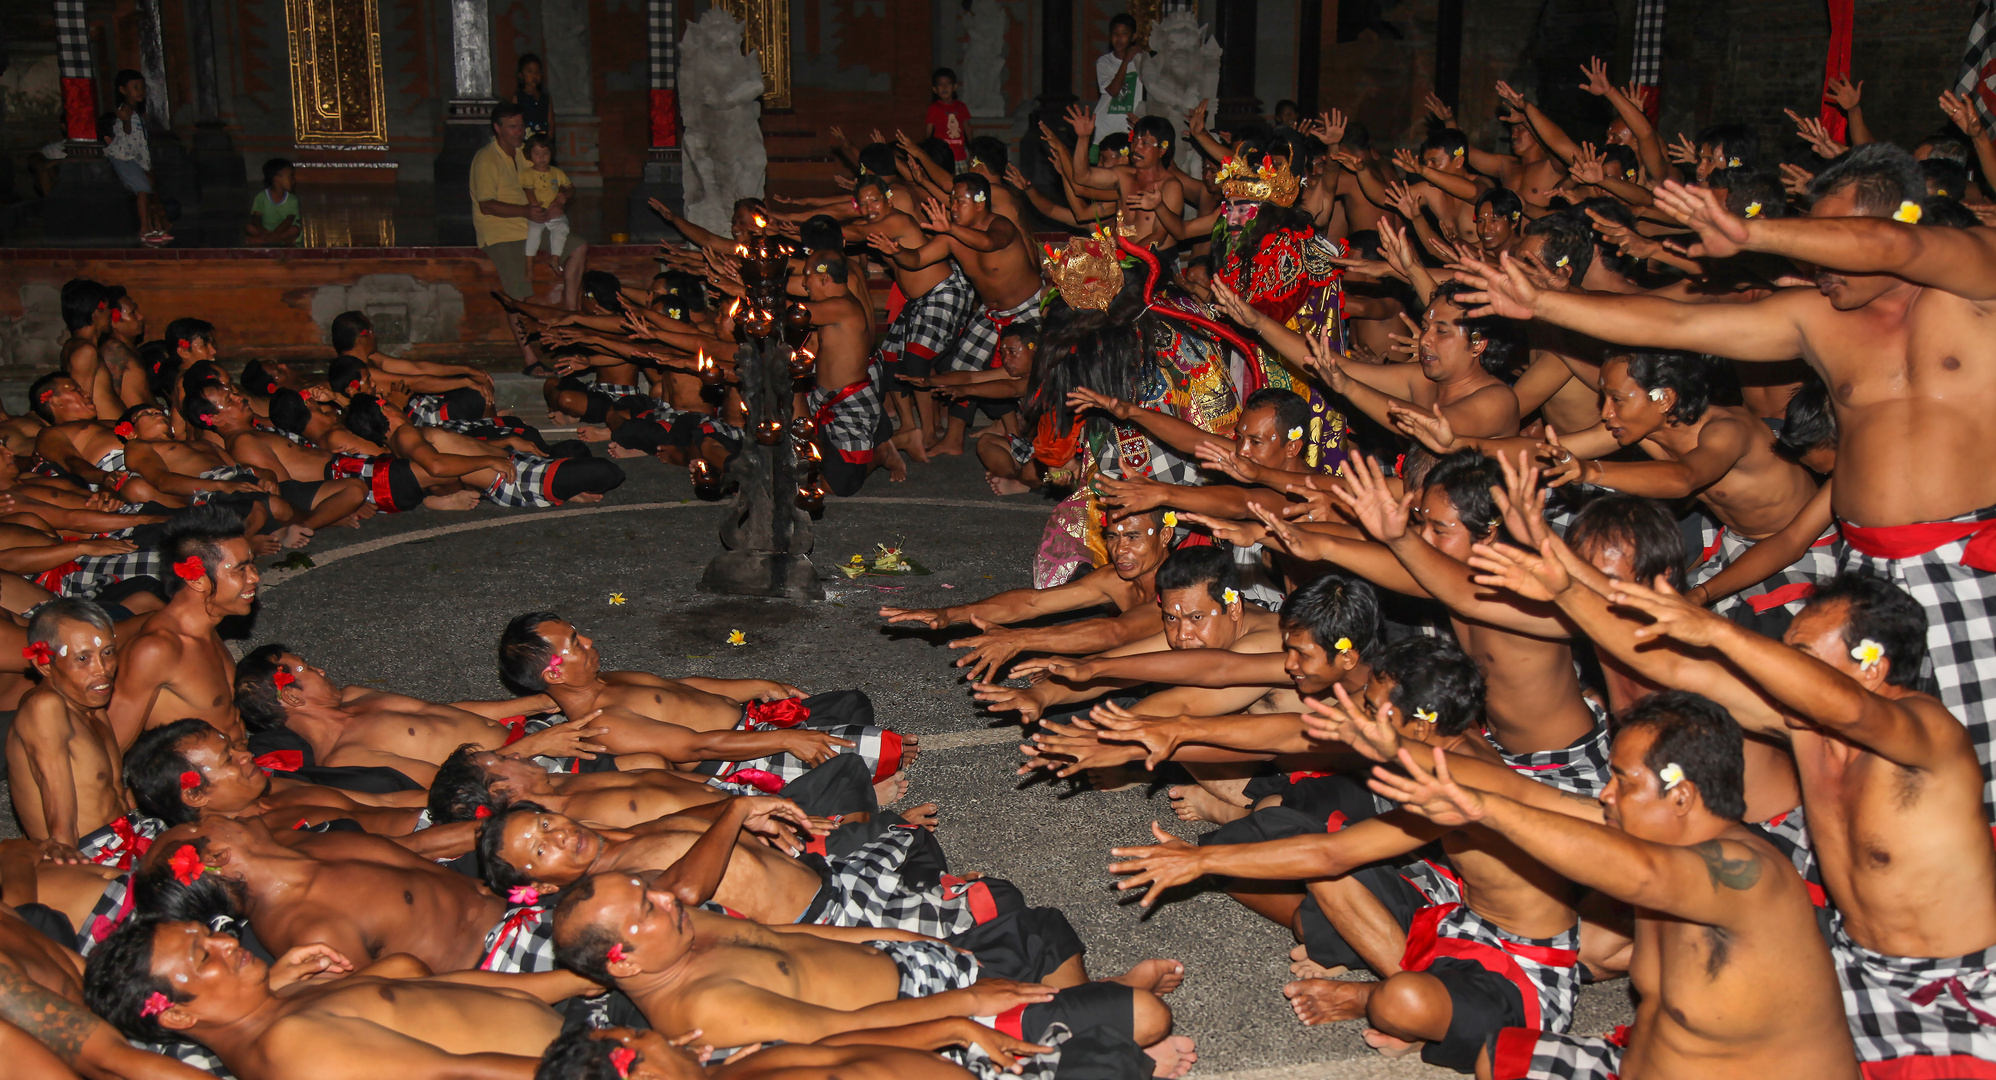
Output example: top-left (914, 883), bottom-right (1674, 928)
top-left (1216, 154), bottom-right (1301, 207)
top-left (1042, 216), bottom-right (1135, 311)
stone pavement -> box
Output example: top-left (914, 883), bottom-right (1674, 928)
top-left (0, 443), bottom-right (1635, 1074)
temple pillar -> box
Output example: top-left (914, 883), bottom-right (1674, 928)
top-left (629, 0), bottom-right (684, 241)
top-left (1215, 0), bottom-right (1262, 131)
top-left (184, 0), bottom-right (247, 189)
top-left (435, 0), bottom-right (500, 242)
top-left (46, 0), bottom-right (135, 238)
top-left (540, 0), bottom-right (602, 186)
top-left (1024, 0), bottom-right (1075, 190)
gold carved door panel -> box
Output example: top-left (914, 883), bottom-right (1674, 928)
top-left (285, 0), bottom-right (388, 146)
top-left (709, 0), bottom-right (790, 109)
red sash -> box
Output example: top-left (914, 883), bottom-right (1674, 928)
top-left (1841, 517), bottom-right (1996, 573)
top-left (745, 697), bottom-right (810, 728)
top-left (1400, 902), bottom-right (1578, 1030)
top-left (811, 379), bottom-right (872, 428)
top-left (34, 560), bottom-right (80, 593)
top-left (500, 715), bottom-right (528, 746)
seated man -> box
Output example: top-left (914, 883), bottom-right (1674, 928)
top-left (550, 872), bottom-right (1194, 1077)
top-left (232, 645), bottom-right (611, 786)
top-left (6, 600), bottom-right (152, 867)
top-left (881, 509), bottom-right (1173, 683)
top-left (329, 309), bottom-right (496, 423)
top-left (134, 815), bottom-right (505, 973)
top-left (85, 916), bottom-right (587, 1080)
top-left (343, 393), bottom-right (625, 508)
top-left (499, 614), bottom-right (910, 801)
top-left (122, 719), bottom-right (453, 847)
top-left (1377, 692), bottom-right (1860, 1080)
top-left (109, 506), bottom-right (262, 746)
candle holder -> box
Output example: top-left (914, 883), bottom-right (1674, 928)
top-left (689, 458), bottom-right (721, 500)
top-left (745, 305), bottom-right (777, 339)
top-left (696, 350), bottom-right (725, 387)
top-left (787, 346), bottom-right (816, 381)
top-left (753, 418), bottom-right (783, 445)
top-left (794, 479), bottom-right (827, 513)
top-left (782, 302), bottom-right (814, 347)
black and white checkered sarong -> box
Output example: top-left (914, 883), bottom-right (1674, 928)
top-left (1692, 517), bottom-right (1841, 623)
top-left (484, 452), bottom-right (564, 508)
top-left (1399, 860), bottom-right (1583, 1038)
top-left (815, 828), bottom-right (991, 939)
top-left (189, 465), bottom-right (260, 505)
top-left (870, 937), bottom-right (1069, 1080)
top-left (74, 811), bottom-right (165, 869)
top-left (480, 903), bottom-right (557, 973)
top-left (945, 289), bottom-right (1045, 373)
top-left (1832, 908), bottom-right (1996, 1068)
top-left (406, 393), bottom-right (448, 427)
top-left (1839, 508), bottom-right (1996, 817)
top-left (883, 267), bottom-right (976, 369)
top-left (1488, 1026), bottom-right (1625, 1080)
top-left (808, 376), bottom-right (888, 459)
top-left (1745, 805), bottom-right (1827, 907)
top-left (697, 711), bottom-right (903, 791)
top-left (1490, 697), bottom-right (1612, 798)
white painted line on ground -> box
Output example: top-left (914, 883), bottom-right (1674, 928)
top-left (916, 727), bottom-right (1025, 751)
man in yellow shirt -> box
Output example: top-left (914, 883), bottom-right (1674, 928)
top-left (472, 103), bottom-right (587, 304)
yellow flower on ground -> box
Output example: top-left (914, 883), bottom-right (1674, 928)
top-left (608, 593), bottom-right (626, 605)
top-left (726, 630), bottom-right (747, 647)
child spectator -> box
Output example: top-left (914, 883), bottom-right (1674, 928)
top-left (247, 157), bottom-right (303, 246)
top-left (520, 134), bottom-right (573, 261)
top-left (102, 69), bottom-right (168, 245)
top-left (514, 53), bottom-right (551, 140)
top-left (925, 67), bottom-right (972, 164)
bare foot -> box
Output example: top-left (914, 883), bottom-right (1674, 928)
top-left (882, 442), bottom-right (908, 483)
top-left (1144, 1035), bottom-right (1197, 1079)
top-left (604, 442), bottom-right (649, 459)
top-left (899, 802), bottom-right (938, 829)
top-left (1363, 1028), bottom-right (1423, 1058)
top-left (1111, 959), bottom-right (1186, 995)
top-left (548, 410), bottom-right (578, 426)
top-left (278, 525), bottom-right (316, 550)
top-left (892, 428), bottom-right (931, 463)
top-left (1167, 784), bottom-right (1248, 824)
top-left (355, 503), bottom-right (379, 522)
top-left (576, 425), bottom-right (612, 443)
top-left (333, 511), bottom-right (365, 528)
top-left (248, 533), bottom-right (281, 557)
top-left (1289, 944), bottom-right (1347, 980)
top-left (424, 489), bottom-right (484, 511)
top-left (564, 492), bottom-right (605, 504)
top-left (986, 474), bottom-right (1030, 495)
top-left (1283, 979), bottom-right (1373, 1025)
top-left (873, 770), bottom-right (910, 804)
top-left (901, 732), bottom-right (921, 766)
top-left (929, 438), bottom-right (965, 457)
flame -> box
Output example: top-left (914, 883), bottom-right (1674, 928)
top-left (735, 244), bottom-right (748, 257)
top-left (751, 213), bottom-right (769, 229)
top-left (726, 298), bottom-right (743, 318)
top-left (805, 441), bottom-right (823, 463)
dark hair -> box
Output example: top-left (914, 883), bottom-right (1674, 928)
top-left (953, 172), bottom-right (992, 205)
top-left (1419, 128), bottom-right (1469, 160)
top-left (25, 598), bottom-right (114, 661)
top-left (343, 393), bottom-right (390, 445)
top-left (798, 215), bottom-right (844, 255)
top-left (1709, 168), bottom-right (1788, 220)
top-left (164, 318), bottom-right (215, 356)
top-left (1804, 573), bottom-right (1929, 689)
top-left (1132, 115), bottom-right (1176, 156)
top-left (1575, 197), bottom-right (1641, 279)
top-left (238, 360), bottom-right (282, 398)
top-left (1809, 142), bottom-right (1922, 217)
top-left (491, 101), bottom-right (526, 127)
top-left (1342, 120), bottom-right (1372, 152)
top-left (853, 174), bottom-right (892, 202)
top-left (1154, 545), bottom-right (1238, 605)
top-left (550, 875), bottom-right (623, 984)
top-left (117, 402), bottom-right (163, 435)
top-left (998, 323), bottom-right (1040, 350)
top-left (536, 1027), bottom-right (631, 1080)
top-left (1777, 371), bottom-right (1835, 459)
top-left (1616, 350), bottom-right (1711, 425)
top-left (83, 915), bottom-right (187, 1042)
top-left (1523, 209), bottom-right (1595, 284)
top-left (130, 839), bottom-right (248, 926)
top-left (1598, 143), bottom-right (1638, 183)
top-left (180, 379), bottom-right (225, 431)
top-left (581, 270), bottom-right (624, 314)
top-left (115, 69), bottom-right (146, 93)
top-left (919, 136), bottom-right (955, 171)
top-left (1612, 690), bottom-right (1746, 820)
top-left (1919, 133), bottom-right (1972, 165)
top-left (61, 278), bottom-right (109, 332)
top-left (233, 643), bottom-right (291, 730)
top-left (125, 719), bottom-right (222, 827)
top-left (516, 53), bottom-right (545, 92)
top-left (1373, 636), bottom-right (1485, 736)
top-left (1099, 131), bottom-right (1132, 157)
top-left (1430, 282), bottom-right (1524, 380)
top-left (1475, 187), bottom-right (1524, 222)
top-left (968, 136), bottom-right (1008, 174)
top-left (1242, 386), bottom-right (1311, 441)
top-left (327, 355), bottom-right (367, 397)
top-left (329, 311), bottom-right (371, 355)
top-left (500, 612), bottom-right (563, 693)
top-left (476, 801), bottom-right (552, 895)
top-left (140, 339), bottom-right (179, 398)
top-left (1566, 494), bottom-right (1686, 588)
top-left (1917, 196), bottom-right (1979, 229)
top-left (27, 372), bottom-right (69, 422)
top-left (159, 504), bottom-right (245, 599)
top-left (858, 142), bottom-right (898, 177)
top-left (1420, 450), bottom-right (1505, 538)
top-left (261, 157), bottom-right (292, 186)
top-left (428, 744), bottom-right (502, 825)
top-left (267, 389), bottom-right (312, 437)
top-left (1274, 99), bottom-right (1300, 117)
top-left (1109, 13), bottom-right (1137, 33)
top-left (1695, 123), bottom-right (1759, 170)
top-left (1919, 157), bottom-right (1970, 201)
top-left (523, 133), bottom-right (554, 159)
top-left (1279, 572), bottom-right (1383, 656)
top-left (806, 251), bottom-right (849, 285)
top-left (932, 66), bottom-right (958, 83)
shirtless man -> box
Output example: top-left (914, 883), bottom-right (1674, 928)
top-left (122, 719), bottom-right (445, 843)
top-left (1467, 86), bottom-right (1571, 210)
top-left (97, 286), bottom-right (156, 415)
top-left (134, 816), bottom-right (507, 972)
top-left (882, 510), bottom-right (1172, 683)
top-left (328, 309), bottom-right (495, 418)
top-left (854, 176), bottom-right (971, 457)
top-left (344, 393), bottom-right (623, 508)
top-left (1065, 108), bottom-right (1183, 248)
top-left (86, 917), bottom-right (586, 1080)
top-left (30, 374), bottom-right (166, 502)
top-left (109, 507), bottom-right (258, 746)
top-left (1359, 129), bottom-right (1487, 242)
top-left (118, 404), bottom-right (280, 506)
top-left (191, 382), bottom-right (376, 527)
top-left (427, 745), bottom-right (728, 825)
top-left (1456, 144), bottom-right (1996, 812)
top-left (496, 616), bottom-right (904, 796)
top-left (57, 281), bottom-right (123, 422)
top-left (798, 253), bottom-right (903, 493)
top-left (232, 645), bottom-right (608, 786)
top-left (549, 874), bottom-right (1195, 1076)
top-left (1509, 552), bottom-right (1996, 1071)
top-left (1375, 693), bottom-right (1859, 1080)
top-left (537, 1024), bottom-right (1004, 1080)
top-left (6, 601), bottom-right (136, 865)
top-left (1110, 677), bottom-right (1583, 1072)
top-left (877, 174), bottom-right (1045, 378)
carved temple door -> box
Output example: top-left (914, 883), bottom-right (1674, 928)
top-left (284, 0), bottom-right (388, 147)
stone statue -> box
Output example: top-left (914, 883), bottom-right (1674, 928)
top-left (1137, 10), bottom-right (1220, 174)
top-left (959, 0), bottom-right (1008, 118)
top-left (678, 8), bottom-right (768, 236)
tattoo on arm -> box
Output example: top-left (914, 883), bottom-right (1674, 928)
top-left (0, 963), bottom-right (101, 1065)
top-left (1691, 840), bottom-right (1763, 891)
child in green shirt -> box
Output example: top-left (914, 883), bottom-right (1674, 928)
top-left (247, 157), bottom-right (302, 246)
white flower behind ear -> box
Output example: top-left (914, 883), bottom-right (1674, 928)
top-left (1287, 426), bottom-right (1304, 441)
top-left (1161, 511), bottom-right (1178, 528)
top-left (1851, 639), bottom-right (1885, 671)
top-left (1893, 201), bottom-right (1922, 224)
top-left (1648, 387), bottom-right (1667, 403)
top-left (1221, 588), bottom-right (1239, 605)
top-left (1659, 762), bottom-right (1686, 790)
top-left (1413, 707), bottom-right (1438, 724)
top-left (1744, 201), bottom-right (1763, 218)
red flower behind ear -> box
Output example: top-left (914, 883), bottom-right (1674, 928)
top-left (172, 557), bottom-right (206, 581)
top-left (606, 943), bottom-right (627, 964)
top-left (273, 670), bottom-right (296, 689)
top-left (21, 641), bottom-right (51, 665)
top-left (608, 1047), bottom-right (637, 1078)
top-left (168, 845), bottom-right (206, 886)
top-left (474, 805), bottom-right (491, 820)
top-left (114, 422), bottom-right (134, 438)
top-left (139, 992), bottom-right (172, 1019)
top-left (179, 771), bottom-right (201, 791)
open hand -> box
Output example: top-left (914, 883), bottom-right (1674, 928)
top-left (1108, 821), bottom-right (1206, 907)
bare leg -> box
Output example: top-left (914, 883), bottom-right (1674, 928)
top-left (1362, 970), bottom-right (1454, 1057)
top-left (561, 240), bottom-right (590, 312)
top-left (301, 480), bottom-right (369, 530)
top-left (1166, 783), bottom-right (1250, 825)
top-left (1109, 959), bottom-right (1185, 994)
top-left (1282, 978), bottom-right (1374, 1025)
top-left (1304, 876), bottom-right (1407, 976)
